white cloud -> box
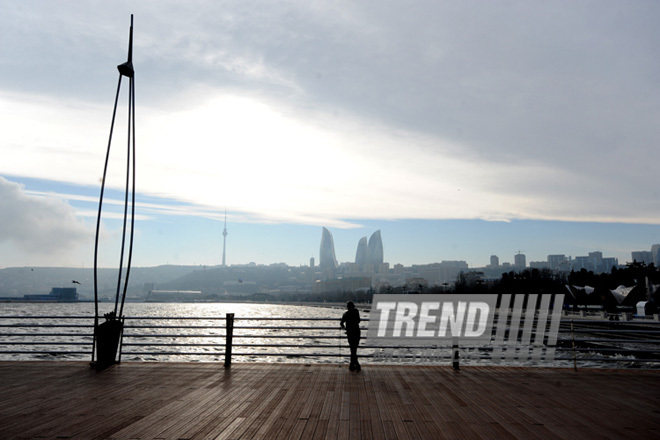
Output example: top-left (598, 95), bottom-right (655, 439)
top-left (0, 177), bottom-right (93, 255)
top-left (3, 83), bottom-right (660, 227)
top-left (1, 1), bottom-right (659, 229)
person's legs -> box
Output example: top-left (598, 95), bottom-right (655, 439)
top-left (348, 335), bottom-right (360, 371)
top-left (349, 344), bottom-right (357, 365)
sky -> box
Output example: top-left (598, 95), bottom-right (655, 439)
top-left (1, 1), bottom-right (659, 270)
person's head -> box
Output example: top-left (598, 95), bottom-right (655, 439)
top-left (346, 301), bottom-right (355, 310)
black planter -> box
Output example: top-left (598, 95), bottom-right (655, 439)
top-left (94, 318), bottom-right (123, 370)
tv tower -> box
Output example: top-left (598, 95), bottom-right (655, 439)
top-left (222, 211), bottom-right (228, 267)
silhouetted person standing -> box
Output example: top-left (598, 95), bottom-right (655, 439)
top-left (341, 301), bottom-right (361, 371)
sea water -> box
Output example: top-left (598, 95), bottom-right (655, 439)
top-left (0, 302), bottom-right (654, 368)
top-left (0, 302), bottom-right (348, 363)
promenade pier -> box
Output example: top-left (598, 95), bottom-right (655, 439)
top-left (1, 362), bottom-right (658, 439)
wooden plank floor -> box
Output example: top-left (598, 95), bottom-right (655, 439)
top-left (0, 362), bottom-right (658, 440)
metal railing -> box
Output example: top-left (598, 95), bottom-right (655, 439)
top-left (1, 313), bottom-right (659, 369)
top-left (0, 315), bottom-right (94, 358)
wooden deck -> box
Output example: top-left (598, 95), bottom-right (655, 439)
top-left (0, 362), bottom-right (658, 439)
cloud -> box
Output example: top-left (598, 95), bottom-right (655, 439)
top-left (2, 84), bottom-right (659, 227)
top-left (1, 1), bottom-right (659, 227)
top-left (0, 177), bottom-right (93, 254)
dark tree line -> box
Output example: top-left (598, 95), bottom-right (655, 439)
top-left (444, 263), bottom-right (659, 312)
top-left (237, 263), bottom-right (659, 312)
top-left (565, 262), bottom-right (659, 310)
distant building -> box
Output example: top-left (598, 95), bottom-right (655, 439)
top-left (529, 261), bottom-right (548, 269)
top-left (413, 261), bottom-right (468, 286)
top-left (632, 251), bottom-right (653, 265)
top-left (313, 277), bottom-right (372, 294)
top-left (348, 230), bottom-right (384, 273)
top-left (319, 227), bottom-right (338, 269)
top-left (514, 253), bottom-right (526, 268)
top-left (355, 237), bottom-right (368, 268)
top-left (636, 244), bottom-right (660, 266)
top-left (573, 256), bottom-right (590, 270)
top-left (601, 258), bottom-right (618, 272)
top-left (547, 255), bottom-right (567, 271)
top-left (367, 230), bottom-right (384, 266)
top-left (490, 255), bottom-right (499, 268)
top-left (652, 244), bottom-right (660, 266)
top-left (572, 251), bottom-right (618, 273)
top-left (23, 287), bottom-right (78, 302)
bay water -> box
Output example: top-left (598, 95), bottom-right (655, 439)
top-left (1, 302), bottom-right (651, 368)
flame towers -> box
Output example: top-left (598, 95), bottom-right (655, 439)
top-left (320, 227), bottom-right (383, 271)
top-left (355, 230), bottom-right (383, 269)
top-left (320, 227), bottom-right (338, 269)
top-left (367, 230), bottom-right (383, 266)
top-left (355, 237), bottom-right (368, 267)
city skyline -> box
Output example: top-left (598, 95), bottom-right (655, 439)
top-left (1, 172), bottom-right (657, 271)
top-left (1, 3), bottom-right (659, 270)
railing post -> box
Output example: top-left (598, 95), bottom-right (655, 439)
top-left (117, 316), bottom-right (125, 364)
top-left (571, 319), bottom-right (577, 371)
top-left (225, 313), bottom-right (234, 368)
top-left (452, 337), bottom-right (460, 370)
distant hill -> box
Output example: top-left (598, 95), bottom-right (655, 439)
top-left (0, 265), bottom-right (203, 298)
top-left (157, 265), bottom-right (308, 294)
top-left (0, 264), bottom-right (317, 300)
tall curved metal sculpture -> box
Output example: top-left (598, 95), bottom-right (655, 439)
top-left (91, 15), bottom-right (136, 370)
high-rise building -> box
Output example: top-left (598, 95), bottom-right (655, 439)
top-left (588, 251), bottom-right (602, 266)
top-left (319, 227), bottom-right (338, 269)
top-left (568, 251), bottom-right (617, 273)
top-left (651, 244), bottom-right (660, 266)
top-left (601, 257), bottom-right (618, 272)
top-left (632, 251), bottom-right (653, 265)
top-left (514, 253), bottom-right (526, 268)
top-left (355, 237), bottom-right (368, 268)
top-left (490, 255), bottom-right (499, 268)
top-left (367, 230), bottom-right (384, 266)
top-left (547, 255), bottom-right (567, 270)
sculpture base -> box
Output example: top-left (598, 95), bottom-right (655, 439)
top-left (93, 319), bottom-right (123, 370)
